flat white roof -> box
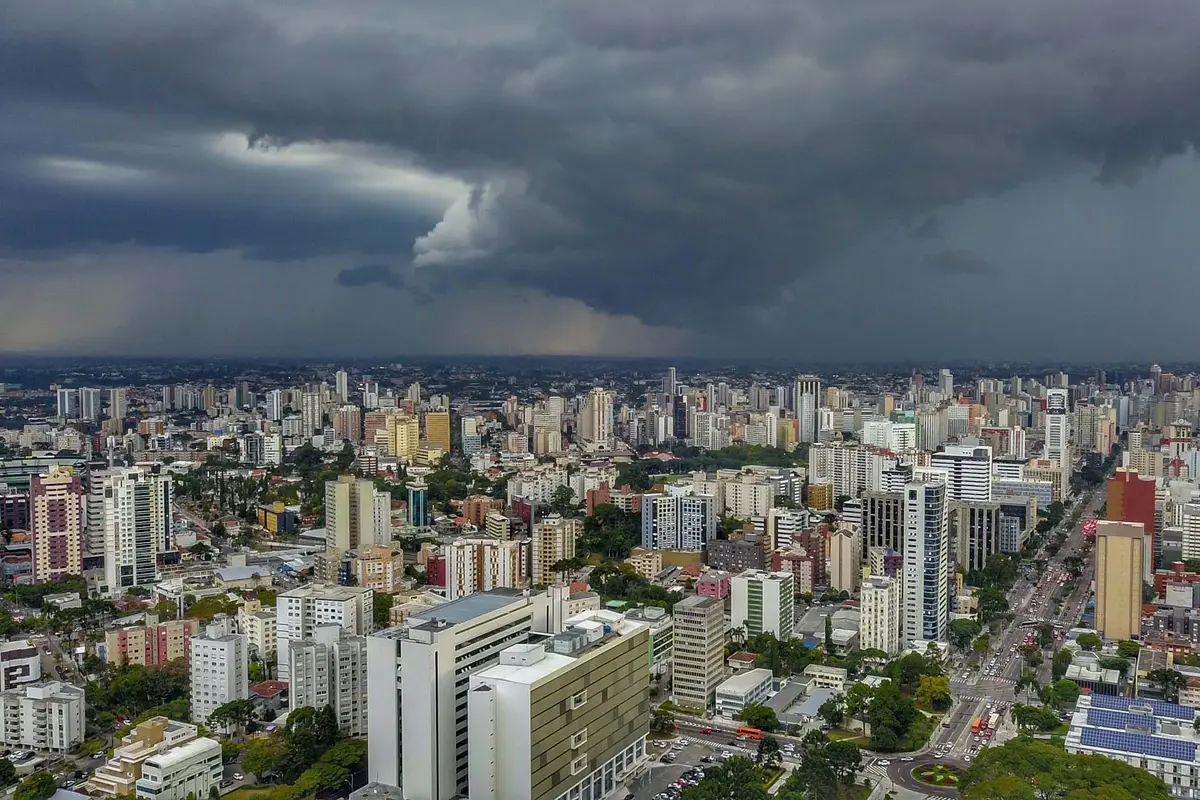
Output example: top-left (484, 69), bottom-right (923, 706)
top-left (715, 668), bottom-right (773, 696)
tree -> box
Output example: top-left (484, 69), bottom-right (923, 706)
top-left (973, 634), bottom-right (991, 654)
top-left (756, 735), bottom-right (782, 768)
top-left (0, 759), bottom-right (15, 789)
top-left (1049, 679), bottom-right (1080, 707)
top-left (844, 683), bottom-right (874, 721)
top-left (373, 592), bottom-right (395, 628)
top-left (207, 698), bottom-right (257, 739)
top-left (914, 674), bottom-right (952, 711)
top-left (243, 736), bottom-right (284, 780)
top-left (949, 619), bottom-right (982, 650)
top-left (1052, 647), bottom-right (1074, 680)
top-left (13, 772), bottom-right (56, 800)
top-left (1015, 670), bottom-right (1041, 702)
top-left (1017, 644), bottom-right (1043, 668)
top-left (1148, 668), bottom-right (1188, 703)
top-left (817, 696), bottom-right (844, 728)
top-left (962, 739), bottom-right (1169, 800)
top-left (824, 616), bottom-right (834, 652)
top-left (1036, 622), bottom-right (1056, 651)
top-left (1116, 640), bottom-right (1142, 659)
top-left (737, 704), bottom-right (780, 732)
top-left (681, 756), bottom-right (769, 800)
top-left (651, 708), bottom-right (676, 734)
top-left (867, 679), bottom-right (917, 751)
top-left (1077, 632), bottom-right (1103, 651)
top-left (549, 485), bottom-right (577, 517)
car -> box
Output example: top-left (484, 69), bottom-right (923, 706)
top-left (233, 773), bottom-right (244, 781)
top-left (877, 760), bottom-right (891, 766)
top-left (700, 727), bottom-right (712, 734)
top-left (700, 756), bottom-right (714, 763)
top-left (934, 753), bottom-right (944, 759)
top-left (901, 757), bottom-right (914, 762)
top-left (965, 755), bottom-right (972, 762)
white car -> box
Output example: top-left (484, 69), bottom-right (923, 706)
top-left (901, 756), bottom-right (914, 762)
top-left (877, 760), bottom-right (891, 766)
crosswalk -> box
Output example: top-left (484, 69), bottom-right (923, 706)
top-left (862, 762), bottom-right (890, 779)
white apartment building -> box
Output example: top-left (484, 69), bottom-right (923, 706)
top-left (507, 465), bottom-right (570, 505)
top-left (236, 603), bottom-right (277, 657)
top-left (640, 489), bottom-right (717, 550)
top-left (103, 465), bottom-right (173, 597)
top-left (861, 420), bottom-right (917, 452)
top-left (930, 445), bottom-right (993, 503)
top-left (189, 617), bottom-right (249, 725)
top-left (722, 474), bottom-right (776, 518)
top-left (1045, 388), bottom-right (1072, 492)
top-left (275, 584), bottom-right (373, 680)
top-left (289, 625), bottom-right (368, 736)
top-left (860, 575), bottom-right (903, 655)
top-left (467, 612), bottom-right (650, 800)
top-left (445, 538), bottom-right (524, 600)
top-left (0, 681), bottom-right (85, 752)
top-left (902, 477), bottom-right (949, 644)
top-left (670, 595), bottom-right (727, 710)
top-left (135, 737), bottom-right (223, 800)
top-left (366, 588), bottom-right (555, 799)
top-left (730, 570), bottom-right (795, 641)
top-left (809, 442), bottom-right (898, 502)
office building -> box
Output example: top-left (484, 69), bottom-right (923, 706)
top-left (860, 491), bottom-right (905, 557)
top-left (715, 668), bottom-right (774, 718)
top-left (1108, 468), bottom-right (1157, 573)
top-left (670, 595), bottom-right (726, 711)
top-left (860, 575), bottom-right (903, 655)
top-left (105, 617), bottom-right (200, 666)
top-left (622, 606), bottom-right (674, 677)
top-left (408, 480), bottom-right (431, 528)
top-left (335, 370), bottom-right (350, 402)
top-left (640, 490), bottom-right (717, 550)
top-left (56, 388), bottom-right (78, 420)
top-left (289, 625), bottom-right (368, 736)
top-left (1065, 694), bottom-right (1200, 799)
top-left (301, 391), bottom-right (323, 436)
top-left (902, 477), bottom-right (949, 644)
top-left (948, 501), bottom-right (1003, 573)
top-left (266, 389), bottom-right (284, 422)
top-left (366, 589), bottom-right (554, 798)
top-left (445, 538), bottom-right (525, 600)
top-left (79, 387), bottom-right (102, 422)
top-left (930, 445), bottom-right (993, 503)
top-left (88, 716), bottom-right (206, 798)
top-left (325, 475), bottom-right (391, 556)
top-left (580, 388), bottom-right (614, 448)
top-left (424, 409), bottom-right (452, 453)
top-left (532, 514), bottom-right (579, 587)
top-left (0, 641), bottom-right (40, 692)
top-left (1045, 388), bottom-right (1072, 493)
top-left (189, 617), bottom-right (248, 725)
top-left (276, 584), bottom-right (372, 681)
top-left (109, 387), bottom-right (129, 422)
top-left (0, 681), bottom-right (85, 752)
top-left (29, 466), bottom-right (86, 583)
top-left (731, 570), bottom-right (794, 640)
top-left (1095, 521), bottom-right (1144, 641)
top-left (103, 466), bottom-right (173, 597)
top-left (135, 737), bottom-right (223, 800)
top-left (828, 525), bottom-right (862, 593)
top-left (467, 611), bottom-right (650, 800)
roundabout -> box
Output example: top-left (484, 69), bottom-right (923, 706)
top-left (911, 763), bottom-right (964, 788)
top-left (883, 757), bottom-right (966, 797)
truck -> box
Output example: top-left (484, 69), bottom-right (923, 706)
top-left (971, 718), bottom-right (982, 734)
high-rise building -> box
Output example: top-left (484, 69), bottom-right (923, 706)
top-left (387, 414), bottom-right (421, 461)
top-left (189, 617), bottom-right (248, 725)
top-left (1094, 521), bottom-right (1144, 641)
top-left (105, 618), bottom-right (199, 666)
top-left (902, 477), bottom-right (949, 644)
top-left (581, 388), bottom-right (614, 448)
top-left (56, 388), bottom-right (78, 421)
top-left (288, 625), bottom-right (368, 736)
top-left (828, 526), bottom-right (862, 593)
top-left (108, 387), bottom-right (128, 422)
top-left (531, 514), bottom-right (578, 586)
top-left (939, 368), bottom-right (954, 397)
top-left (29, 466), bottom-right (85, 583)
top-left (424, 409), bottom-right (452, 453)
top-left (1107, 468), bottom-right (1156, 572)
top-left (670, 595), bottom-right (726, 710)
top-left (860, 575), bottom-right (902, 655)
top-left (78, 387), bottom-right (102, 422)
top-left (333, 405), bottom-right (362, 441)
top-left (445, 538), bottom-right (525, 600)
top-left (1044, 388), bottom-right (1072, 493)
top-left (730, 570), bottom-right (795, 640)
top-left (103, 466), bottom-right (172, 598)
top-left (408, 480), bottom-right (430, 528)
top-left (335, 370), bottom-right (349, 402)
top-left (468, 611), bottom-right (650, 800)
top-left (266, 389), bottom-right (284, 422)
top-left (301, 392), bottom-right (323, 436)
top-left (860, 491), bottom-right (905, 557)
top-left (948, 501), bottom-right (1002, 573)
top-left (366, 588), bottom-right (554, 797)
top-left (640, 490), bottom-right (717, 550)
top-left (930, 445), bottom-right (993, 503)
top-left (324, 475), bottom-right (389, 555)
top-left (275, 584), bottom-right (373, 681)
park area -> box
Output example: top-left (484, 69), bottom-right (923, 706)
top-left (912, 764), bottom-right (963, 787)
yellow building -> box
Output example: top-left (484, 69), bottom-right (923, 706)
top-left (807, 481), bottom-right (834, 511)
top-left (424, 409), bottom-right (451, 453)
top-left (1095, 520), bottom-right (1144, 641)
top-left (256, 502), bottom-right (297, 535)
top-left (1025, 458), bottom-right (1067, 502)
top-left (387, 414), bottom-right (420, 462)
top-left (624, 550), bottom-right (663, 580)
top-left (350, 545), bottom-right (408, 594)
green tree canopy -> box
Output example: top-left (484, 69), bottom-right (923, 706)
top-left (736, 704), bottom-right (780, 732)
top-left (962, 739), bottom-right (1169, 799)
top-left (1077, 632), bottom-right (1103, 651)
top-left (681, 756), bottom-right (769, 800)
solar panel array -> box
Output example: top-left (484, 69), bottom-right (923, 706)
top-left (1087, 708), bottom-right (1156, 733)
top-left (1089, 693), bottom-right (1196, 721)
top-left (1079, 727), bottom-right (1197, 761)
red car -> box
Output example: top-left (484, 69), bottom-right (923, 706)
top-left (701, 728), bottom-right (712, 735)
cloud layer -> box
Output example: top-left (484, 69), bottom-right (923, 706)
top-left (4, 1), bottom-right (1200, 357)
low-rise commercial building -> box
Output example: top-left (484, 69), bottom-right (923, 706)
top-left (714, 668), bottom-right (774, 718)
top-left (135, 736), bottom-right (223, 800)
top-left (0, 640), bottom-right (41, 691)
top-left (89, 717), bottom-right (202, 797)
top-left (803, 664), bottom-right (848, 693)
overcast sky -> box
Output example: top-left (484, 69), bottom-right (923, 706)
top-left (3, 0), bottom-right (1200, 360)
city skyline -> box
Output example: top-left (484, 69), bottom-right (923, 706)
top-left (4, 2), bottom-right (1200, 359)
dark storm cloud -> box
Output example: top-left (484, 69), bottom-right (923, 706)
top-left (336, 264), bottom-right (407, 289)
top-left (4, 0), bottom-right (1200, 341)
top-left (907, 217), bottom-right (942, 241)
top-left (923, 249), bottom-right (997, 276)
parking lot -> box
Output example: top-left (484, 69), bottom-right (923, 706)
top-left (631, 731), bottom-right (800, 800)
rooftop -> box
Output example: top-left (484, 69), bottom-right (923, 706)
top-left (144, 737), bottom-right (221, 769)
top-left (716, 668), bottom-right (774, 696)
top-left (1068, 694), bottom-right (1199, 763)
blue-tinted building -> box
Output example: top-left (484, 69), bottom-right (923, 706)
top-left (408, 480), bottom-right (430, 528)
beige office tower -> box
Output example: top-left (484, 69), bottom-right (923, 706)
top-left (324, 475), bottom-right (390, 553)
top-left (1094, 521), bottom-right (1144, 641)
top-left (425, 409), bottom-right (452, 453)
top-left (387, 414), bottom-right (420, 461)
top-left (531, 515), bottom-right (578, 586)
top-left (670, 595), bottom-right (726, 710)
top-left (468, 611), bottom-right (650, 800)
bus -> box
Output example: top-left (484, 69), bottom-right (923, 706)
top-left (987, 712), bottom-right (1000, 730)
top-left (971, 718), bottom-right (982, 734)
top-left (736, 727), bottom-right (763, 741)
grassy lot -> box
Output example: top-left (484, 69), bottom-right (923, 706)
top-left (897, 714), bottom-right (937, 752)
top-left (658, 700), bottom-right (705, 717)
top-left (828, 729), bottom-right (872, 748)
top-left (224, 788), bottom-right (274, 800)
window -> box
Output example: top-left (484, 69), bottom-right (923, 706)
top-left (571, 729), bottom-right (587, 748)
top-left (569, 690), bottom-right (587, 710)
top-left (570, 755), bottom-right (588, 776)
